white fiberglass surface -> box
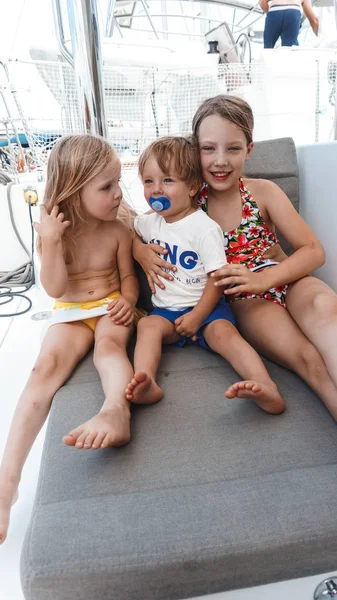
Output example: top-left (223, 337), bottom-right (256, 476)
top-left (0, 285), bottom-right (51, 600)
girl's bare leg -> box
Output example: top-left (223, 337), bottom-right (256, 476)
top-left (286, 276), bottom-right (337, 389)
top-left (232, 298), bottom-right (337, 420)
top-left (0, 322), bottom-right (93, 544)
top-left (63, 315), bottom-right (135, 450)
top-left (203, 320), bottom-right (285, 414)
top-left (125, 315), bottom-right (180, 404)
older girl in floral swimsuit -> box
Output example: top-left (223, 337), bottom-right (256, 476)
top-left (198, 179), bottom-right (287, 307)
top-left (134, 94), bottom-right (337, 421)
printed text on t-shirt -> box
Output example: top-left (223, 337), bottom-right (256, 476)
top-left (150, 239), bottom-right (199, 270)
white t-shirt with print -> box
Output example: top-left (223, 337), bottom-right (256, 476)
top-left (134, 210), bottom-right (227, 310)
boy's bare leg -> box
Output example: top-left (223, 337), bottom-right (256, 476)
top-left (63, 315), bottom-right (135, 450)
top-left (0, 322), bottom-right (93, 545)
top-left (203, 319), bottom-right (285, 414)
top-left (126, 315), bottom-right (179, 404)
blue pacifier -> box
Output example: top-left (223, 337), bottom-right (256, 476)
top-left (149, 196), bottom-right (171, 212)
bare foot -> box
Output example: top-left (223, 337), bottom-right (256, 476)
top-left (0, 482), bottom-right (19, 545)
top-left (125, 372), bottom-right (163, 404)
top-left (225, 380), bottom-right (285, 415)
top-left (62, 404), bottom-right (131, 449)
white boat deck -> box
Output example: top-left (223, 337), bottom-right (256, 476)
top-left (0, 286), bottom-right (51, 600)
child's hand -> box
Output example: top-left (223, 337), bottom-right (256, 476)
top-left (107, 296), bottom-right (134, 326)
top-left (211, 264), bottom-right (268, 295)
top-left (33, 205), bottom-right (70, 242)
top-left (174, 313), bottom-right (202, 341)
top-left (134, 241), bottom-right (177, 293)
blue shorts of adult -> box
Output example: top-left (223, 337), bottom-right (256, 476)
top-left (151, 296), bottom-right (235, 352)
top-left (264, 5), bottom-right (302, 48)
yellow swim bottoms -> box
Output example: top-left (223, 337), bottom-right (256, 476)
top-left (53, 291), bottom-right (145, 332)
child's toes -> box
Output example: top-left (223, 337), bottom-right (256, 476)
top-left (83, 432), bottom-right (97, 449)
top-left (64, 426), bottom-right (82, 444)
top-left (247, 382), bottom-right (260, 392)
top-left (75, 431), bottom-right (88, 448)
top-left (92, 432), bottom-right (106, 449)
top-left (63, 433), bottom-right (76, 446)
top-left (225, 383), bottom-right (239, 397)
top-left (63, 426), bottom-right (84, 445)
top-left (99, 434), bottom-right (110, 449)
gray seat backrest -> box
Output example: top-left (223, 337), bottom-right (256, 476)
top-left (243, 137), bottom-right (299, 256)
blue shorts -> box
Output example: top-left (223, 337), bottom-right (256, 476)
top-left (264, 7), bottom-right (301, 48)
top-left (151, 297), bottom-right (235, 351)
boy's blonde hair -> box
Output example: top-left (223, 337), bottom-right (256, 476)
top-left (38, 134), bottom-right (135, 262)
top-left (192, 95), bottom-right (254, 145)
top-left (138, 136), bottom-right (203, 193)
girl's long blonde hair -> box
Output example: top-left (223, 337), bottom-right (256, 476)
top-left (38, 134), bottom-right (135, 262)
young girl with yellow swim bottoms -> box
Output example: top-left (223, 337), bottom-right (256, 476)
top-left (0, 134), bottom-right (146, 545)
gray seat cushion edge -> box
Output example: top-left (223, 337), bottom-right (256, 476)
top-left (21, 463), bottom-right (337, 600)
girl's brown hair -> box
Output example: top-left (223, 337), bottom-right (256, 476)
top-left (38, 134), bottom-right (134, 262)
top-left (192, 95), bottom-right (254, 145)
top-left (138, 136), bottom-right (203, 192)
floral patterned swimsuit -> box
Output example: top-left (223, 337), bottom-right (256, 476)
top-left (197, 178), bottom-right (288, 307)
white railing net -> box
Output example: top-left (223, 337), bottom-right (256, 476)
top-left (0, 55), bottom-right (336, 176)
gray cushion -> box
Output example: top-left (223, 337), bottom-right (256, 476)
top-left (21, 347), bottom-right (337, 599)
top-left (21, 138), bottom-right (337, 600)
